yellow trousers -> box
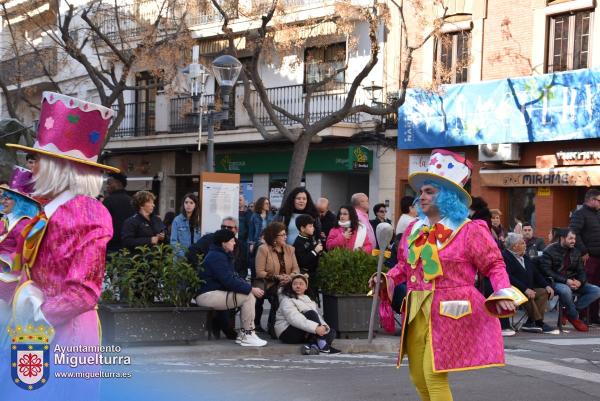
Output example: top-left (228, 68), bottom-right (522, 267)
top-left (406, 308), bottom-right (453, 401)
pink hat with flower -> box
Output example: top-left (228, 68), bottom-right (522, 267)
top-left (7, 92), bottom-right (119, 173)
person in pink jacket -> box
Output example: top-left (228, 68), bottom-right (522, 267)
top-left (370, 149), bottom-right (525, 401)
top-left (326, 205), bottom-right (373, 254)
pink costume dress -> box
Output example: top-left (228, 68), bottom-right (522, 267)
top-left (1, 193), bottom-right (111, 401)
top-left (388, 219), bottom-right (513, 372)
top-left (13, 192), bottom-right (112, 346)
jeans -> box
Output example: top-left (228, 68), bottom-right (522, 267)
top-left (554, 282), bottom-right (600, 319)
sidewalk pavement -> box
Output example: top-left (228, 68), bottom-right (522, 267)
top-left (120, 309), bottom-right (600, 360)
top-left (122, 334), bottom-right (401, 360)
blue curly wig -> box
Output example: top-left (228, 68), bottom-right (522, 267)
top-left (1, 191), bottom-right (39, 219)
top-left (416, 180), bottom-right (469, 226)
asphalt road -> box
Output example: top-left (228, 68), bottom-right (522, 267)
top-left (99, 331), bottom-right (600, 401)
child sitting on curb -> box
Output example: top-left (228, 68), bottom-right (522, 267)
top-left (274, 273), bottom-right (340, 354)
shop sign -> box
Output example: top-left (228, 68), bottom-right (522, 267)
top-left (216, 146), bottom-right (373, 174)
top-left (537, 187), bottom-right (552, 196)
top-left (408, 154), bottom-right (430, 175)
top-left (480, 166), bottom-right (600, 187)
top-left (556, 151), bottom-right (600, 165)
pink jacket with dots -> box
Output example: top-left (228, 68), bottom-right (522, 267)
top-left (387, 219), bottom-right (511, 372)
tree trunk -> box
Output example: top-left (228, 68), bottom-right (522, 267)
top-left (285, 132), bottom-right (312, 198)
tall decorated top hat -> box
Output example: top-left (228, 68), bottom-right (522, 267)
top-left (7, 92), bottom-right (120, 173)
top-left (0, 166), bottom-right (38, 203)
top-left (408, 149), bottom-right (473, 206)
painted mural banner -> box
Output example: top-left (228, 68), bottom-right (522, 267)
top-left (397, 68), bottom-right (600, 149)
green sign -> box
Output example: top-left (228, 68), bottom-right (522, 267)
top-left (216, 146), bottom-right (372, 174)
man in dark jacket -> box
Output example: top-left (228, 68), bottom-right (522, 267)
top-left (195, 229), bottom-right (267, 347)
top-left (538, 229), bottom-right (600, 332)
top-left (503, 233), bottom-right (556, 333)
top-left (569, 189), bottom-right (600, 324)
top-left (522, 222), bottom-right (546, 258)
top-left (103, 173), bottom-right (135, 252)
top-left (317, 197), bottom-right (336, 242)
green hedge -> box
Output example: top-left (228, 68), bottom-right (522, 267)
top-left (318, 247), bottom-right (380, 295)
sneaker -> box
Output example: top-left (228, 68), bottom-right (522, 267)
top-left (520, 322), bottom-right (543, 333)
top-left (239, 330), bottom-right (267, 347)
top-left (235, 330), bottom-right (245, 344)
top-left (319, 344), bottom-right (341, 354)
top-left (501, 329), bottom-right (516, 337)
top-left (540, 323), bottom-right (559, 334)
top-left (567, 317), bottom-right (589, 332)
top-left (301, 344), bottom-right (320, 355)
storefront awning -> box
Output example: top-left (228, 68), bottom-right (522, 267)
top-left (480, 166), bottom-right (600, 187)
top-left (398, 68), bottom-right (600, 150)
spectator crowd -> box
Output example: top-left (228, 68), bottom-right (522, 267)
top-left (100, 172), bottom-right (600, 351)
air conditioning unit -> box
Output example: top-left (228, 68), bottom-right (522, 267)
top-left (478, 144), bottom-right (520, 162)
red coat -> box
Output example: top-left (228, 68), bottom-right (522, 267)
top-left (326, 226), bottom-right (373, 254)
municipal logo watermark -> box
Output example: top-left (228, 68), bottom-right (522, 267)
top-left (8, 324), bottom-right (53, 391)
top-left (7, 324), bottom-right (132, 390)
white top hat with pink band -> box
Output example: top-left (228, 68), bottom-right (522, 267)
top-left (408, 149), bottom-right (473, 206)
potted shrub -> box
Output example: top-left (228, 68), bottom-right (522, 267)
top-left (318, 248), bottom-right (382, 338)
top-left (99, 243), bottom-right (207, 344)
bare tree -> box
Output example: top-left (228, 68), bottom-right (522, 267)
top-left (208, 0), bottom-right (448, 193)
top-left (0, 0), bottom-right (195, 148)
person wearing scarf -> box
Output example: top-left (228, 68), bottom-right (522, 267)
top-left (370, 149), bottom-right (525, 401)
top-left (326, 205), bottom-right (373, 254)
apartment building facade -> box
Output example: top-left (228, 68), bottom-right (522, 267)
top-left (395, 0), bottom-right (600, 240)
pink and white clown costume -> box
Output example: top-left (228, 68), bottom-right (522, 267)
top-left (0, 92), bottom-right (117, 399)
top-left (385, 149), bottom-right (525, 400)
top-left (0, 167), bottom-right (40, 315)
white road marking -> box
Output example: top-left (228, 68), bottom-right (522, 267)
top-left (506, 355), bottom-right (600, 383)
top-left (529, 338), bottom-right (600, 346)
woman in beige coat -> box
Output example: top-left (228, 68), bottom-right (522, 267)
top-left (255, 221), bottom-right (299, 336)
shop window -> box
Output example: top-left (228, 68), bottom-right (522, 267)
top-left (304, 42), bottom-right (346, 92)
top-left (508, 187), bottom-right (536, 231)
top-left (434, 30), bottom-right (470, 84)
top-left (547, 10), bottom-right (592, 72)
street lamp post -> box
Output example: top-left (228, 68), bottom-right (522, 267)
top-left (207, 55), bottom-right (242, 172)
top-left (187, 51), bottom-right (242, 172)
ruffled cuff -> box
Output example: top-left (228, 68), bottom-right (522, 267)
top-left (367, 272), bottom-right (395, 302)
top-left (484, 286), bottom-right (528, 318)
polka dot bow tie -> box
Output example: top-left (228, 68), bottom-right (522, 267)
top-left (407, 223), bottom-right (453, 281)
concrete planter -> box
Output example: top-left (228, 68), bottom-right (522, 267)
top-left (322, 294), bottom-right (379, 339)
top-left (99, 304), bottom-right (209, 345)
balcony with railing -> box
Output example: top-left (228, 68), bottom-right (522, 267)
top-left (248, 83), bottom-right (369, 126)
top-left (0, 47), bottom-right (57, 86)
top-left (112, 101), bottom-right (155, 138)
top-left (110, 82), bottom-right (378, 142)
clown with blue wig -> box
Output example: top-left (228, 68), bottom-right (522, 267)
top-left (0, 166), bottom-right (40, 293)
top-left (371, 149), bottom-right (526, 401)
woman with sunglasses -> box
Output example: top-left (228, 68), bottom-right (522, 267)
top-left (326, 205), bottom-right (373, 253)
